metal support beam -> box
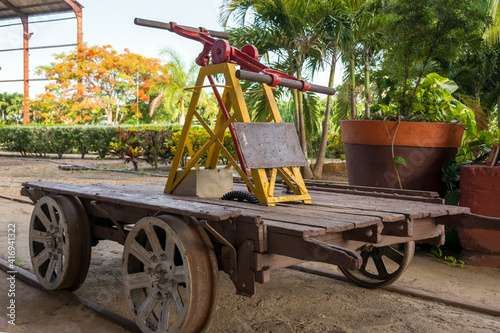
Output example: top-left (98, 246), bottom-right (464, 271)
top-left (0, 16), bottom-right (75, 28)
top-left (63, 0), bottom-right (83, 45)
top-left (0, 0), bottom-right (30, 124)
top-left (0, 43), bottom-right (78, 53)
top-left (0, 1), bottom-right (83, 125)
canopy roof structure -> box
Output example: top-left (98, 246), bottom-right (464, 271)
top-left (0, 0), bottom-right (79, 20)
top-left (0, 0), bottom-right (83, 124)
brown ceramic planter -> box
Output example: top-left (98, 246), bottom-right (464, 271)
top-left (339, 120), bottom-right (464, 193)
top-left (459, 164), bottom-right (500, 266)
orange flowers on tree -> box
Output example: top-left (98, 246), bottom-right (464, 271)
top-left (36, 44), bottom-right (171, 125)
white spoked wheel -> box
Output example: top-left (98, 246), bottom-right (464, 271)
top-left (29, 195), bottom-right (91, 291)
top-left (122, 215), bottom-right (218, 333)
top-left (339, 241), bottom-right (415, 289)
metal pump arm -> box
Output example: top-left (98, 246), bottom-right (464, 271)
top-left (134, 18), bottom-right (336, 95)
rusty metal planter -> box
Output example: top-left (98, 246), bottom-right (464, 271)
top-left (459, 164), bottom-right (500, 266)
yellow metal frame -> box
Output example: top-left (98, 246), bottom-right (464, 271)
top-left (164, 63), bottom-right (311, 206)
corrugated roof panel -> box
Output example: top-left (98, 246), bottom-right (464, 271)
top-left (0, 0), bottom-right (82, 21)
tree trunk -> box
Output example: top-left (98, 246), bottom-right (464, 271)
top-left (350, 49), bottom-right (356, 119)
top-left (364, 43), bottom-right (371, 118)
top-left (295, 69), bottom-right (313, 179)
top-left (106, 108), bottom-right (113, 125)
top-left (313, 52), bottom-right (337, 180)
top-left (292, 89), bottom-right (300, 137)
top-left (114, 103), bottom-right (120, 125)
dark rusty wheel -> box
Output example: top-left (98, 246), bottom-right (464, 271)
top-left (29, 195), bottom-right (92, 291)
top-left (339, 241), bottom-right (415, 289)
top-left (122, 215), bottom-right (219, 333)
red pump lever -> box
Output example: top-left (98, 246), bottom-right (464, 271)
top-left (134, 18), bottom-right (312, 92)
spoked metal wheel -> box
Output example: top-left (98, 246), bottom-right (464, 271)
top-left (29, 195), bottom-right (92, 291)
top-left (339, 241), bottom-right (415, 289)
top-left (122, 215), bottom-right (219, 333)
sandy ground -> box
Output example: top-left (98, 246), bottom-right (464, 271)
top-left (0, 155), bottom-right (499, 333)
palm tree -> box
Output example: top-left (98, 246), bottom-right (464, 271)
top-left (151, 48), bottom-right (197, 124)
top-left (484, 0), bottom-right (500, 45)
top-left (308, 0), bottom-right (353, 179)
top-left (0, 92), bottom-right (23, 124)
top-left (337, 0), bottom-right (382, 119)
top-left (221, 0), bottom-right (325, 178)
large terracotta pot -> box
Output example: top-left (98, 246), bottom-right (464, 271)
top-left (340, 120), bottom-right (464, 193)
top-left (459, 164), bottom-right (500, 266)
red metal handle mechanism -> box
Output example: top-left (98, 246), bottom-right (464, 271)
top-left (236, 69), bottom-right (336, 96)
top-left (134, 18), bottom-right (230, 39)
top-left (134, 17), bottom-right (319, 90)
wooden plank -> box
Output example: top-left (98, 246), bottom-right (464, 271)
top-left (308, 190), bottom-right (468, 218)
top-left (305, 185), bottom-right (444, 204)
top-left (266, 231), bottom-right (361, 269)
top-left (179, 196), bottom-right (358, 233)
top-left (293, 204), bottom-right (406, 222)
top-left (436, 213), bottom-right (500, 231)
top-left (93, 182), bottom-right (398, 226)
top-left (40, 182), bottom-right (329, 237)
top-left (113, 181), bottom-right (460, 220)
top-left (301, 181), bottom-right (440, 198)
top-left (233, 181), bottom-right (463, 217)
top-left (264, 220), bottom-right (326, 237)
top-left (22, 181), bottom-right (242, 222)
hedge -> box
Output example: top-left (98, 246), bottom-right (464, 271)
top-left (0, 125), bottom-right (237, 165)
top-left (0, 126), bottom-right (119, 158)
top-left (109, 125), bottom-right (237, 170)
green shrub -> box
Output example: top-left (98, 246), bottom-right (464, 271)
top-left (47, 127), bottom-right (73, 159)
top-left (0, 125), bottom-right (119, 158)
top-left (0, 124), bottom-right (242, 166)
top-left (326, 133), bottom-right (345, 160)
top-left (87, 126), bottom-right (117, 159)
top-left (28, 127), bottom-right (50, 157)
top-left (0, 126), bottom-right (32, 156)
top-left (109, 125), bottom-right (178, 170)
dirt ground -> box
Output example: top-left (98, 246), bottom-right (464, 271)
top-left (0, 155), bottom-right (499, 333)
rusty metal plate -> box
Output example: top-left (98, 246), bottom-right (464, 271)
top-left (233, 122), bottom-right (308, 169)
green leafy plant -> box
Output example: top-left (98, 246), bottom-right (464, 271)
top-left (111, 126), bottom-right (143, 171)
top-left (441, 159), bottom-right (471, 205)
top-left (424, 245), bottom-right (465, 268)
top-left (140, 127), bottom-right (173, 170)
top-left (380, 0), bottom-right (489, 119)
top-left (47, 127), bottom-right (74, 159)
top-left (375, 73), bottom-right (475, 126)
top-left (457, 128), bottom-right (500, 164)
top-left (326, 133), bottom-right (345, 160)
top-left (87, 126), bottom-right (117, 159)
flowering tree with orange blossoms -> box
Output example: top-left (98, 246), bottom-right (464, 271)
top-left (36, 44), bottom-right (171, 125)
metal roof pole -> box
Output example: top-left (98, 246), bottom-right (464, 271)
top-left (21, 15), bottom-right (29, 124)
top-left (0, 0), bottom-right (31, 124)
top-left (63, 0), bottom-right (83, 45)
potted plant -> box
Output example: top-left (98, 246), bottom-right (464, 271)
top-left (340, 0), bottom-right (487, 193)
top-left (341, 73), bottom-right (473, 193)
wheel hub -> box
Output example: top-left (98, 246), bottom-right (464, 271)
top-left (44, 232), bottom-right (63, 251)
top-left (44, 237), bottom-right (55, 249)
top-left (150, 262), bottom-right (175, 291)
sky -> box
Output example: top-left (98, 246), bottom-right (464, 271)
top-left (0, 0), bottom-right (341, 97)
